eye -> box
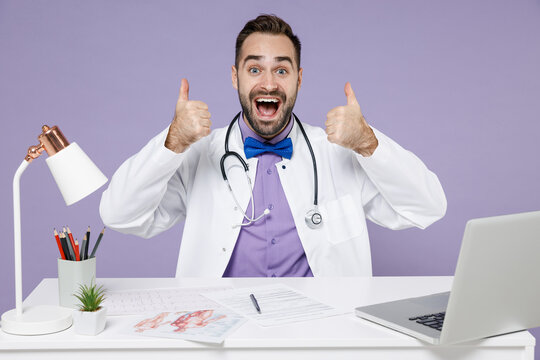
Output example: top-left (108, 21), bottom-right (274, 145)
top-left (276, 68), bottom-right (287, 75)
top-left (249, 67), bottom-right (260, 74)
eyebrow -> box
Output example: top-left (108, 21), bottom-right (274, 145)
top-left (242, 55), bottom-right (294, 67)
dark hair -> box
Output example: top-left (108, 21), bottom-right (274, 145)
top-left (235, 14), bottom-right (301, 70)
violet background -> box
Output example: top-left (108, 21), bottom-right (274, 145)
top-left (1, 0), bottom-right (539, 353)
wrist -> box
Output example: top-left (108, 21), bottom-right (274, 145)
top-left (354, 128), bottom-right (378, 157)
top-left (165, 129), bottom-right (190, 154)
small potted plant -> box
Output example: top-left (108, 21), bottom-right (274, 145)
top-left (72, 281), bottom-right (107, 335)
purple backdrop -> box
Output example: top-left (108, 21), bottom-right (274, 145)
top-left (1, 0), bottom-right (539, 353)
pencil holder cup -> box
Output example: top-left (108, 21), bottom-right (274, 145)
top-left (58, 257), bottom-right (96, 308)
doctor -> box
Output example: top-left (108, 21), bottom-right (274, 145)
top-left (100, 15), bottom-right (446, 277)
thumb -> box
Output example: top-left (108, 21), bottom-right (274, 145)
top-left (344, 82), bottom-right (358, 106)
top-left (178, 78), bottom-right (189, 102)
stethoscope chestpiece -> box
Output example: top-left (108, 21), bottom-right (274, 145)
top-left (305, 207), bottom-right (323, 229)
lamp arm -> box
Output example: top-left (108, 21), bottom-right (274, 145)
top-left (13, 160), bottom-right (30, 317)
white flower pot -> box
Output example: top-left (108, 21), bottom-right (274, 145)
top-left (72, 306), bottom-right (107, 335)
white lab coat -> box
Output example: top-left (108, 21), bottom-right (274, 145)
top-left (100, 120), bottom-right (446, 277)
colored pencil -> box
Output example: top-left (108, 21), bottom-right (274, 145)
top-left (90, 227), bottom-right (106, 258)
top-left (66, 227), bottom-right (76, 254)
top-left (63, 227), bottom-right (72, 256)
top-left (54, 228), bottom-right (66, 260)
top-left (81, 234), bottom-right (87, 261)
top-left (60, 234), bottom-right (72, 261)
top-left (63, 228), bottom-right (76, 261)
top-left (85, 226), bottom-right (91, 260)
top-left (74, 240), bottom-right (80, 261)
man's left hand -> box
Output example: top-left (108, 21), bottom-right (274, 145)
top-left (325, 82), bottom-right (378, 157)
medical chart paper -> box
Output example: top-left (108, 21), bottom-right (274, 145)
top-left (103, 286), bottom-right (230, 315)
top-left (128, 309), bottom-right (246, 344)
top-left (202, 284), bottom-right (344, 327)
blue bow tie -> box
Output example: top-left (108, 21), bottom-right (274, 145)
top-left (244, 137), bottom-right (293, 159)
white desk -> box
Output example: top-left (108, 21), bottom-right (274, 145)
top-left (0, 277), bottom-right (535, 359)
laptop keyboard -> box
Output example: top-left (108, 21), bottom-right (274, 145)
top-left (409, 312), bottom-right (445, 331)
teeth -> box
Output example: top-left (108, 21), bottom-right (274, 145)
top-left (256, 98), bottom-right (279, 103)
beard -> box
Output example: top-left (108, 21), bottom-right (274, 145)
top-left (238, 83), bottom-right (298, 138)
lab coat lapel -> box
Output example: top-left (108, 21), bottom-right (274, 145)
top-left (276, 121), bottom-right (319, 253)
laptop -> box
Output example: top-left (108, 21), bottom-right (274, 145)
top-left (355, 211), bottom-right (540, 345)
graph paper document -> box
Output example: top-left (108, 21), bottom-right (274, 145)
top-left (202, 284), bottom-right (343, 327)
top-left (103, 286), bottom-right (231, 315)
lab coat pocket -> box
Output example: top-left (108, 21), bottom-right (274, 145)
top-left (320, 194), bottom-right (365, 245)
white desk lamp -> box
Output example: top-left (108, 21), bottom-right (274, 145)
top-left (1, 125), bottom-right (108, 335)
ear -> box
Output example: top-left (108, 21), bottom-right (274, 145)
top-left (231, 65), bottom-right (238, 90)
top-left (297, 67), bottom-right (303, 90)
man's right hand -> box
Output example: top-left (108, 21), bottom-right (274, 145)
top-left (165, 78), bottom-right (212, 153)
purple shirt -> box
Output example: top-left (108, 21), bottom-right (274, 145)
top-left (223, 116), bottom-right (314, 277)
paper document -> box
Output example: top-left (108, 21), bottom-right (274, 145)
top-left (202, 284), bottom-right (343, 326)
top-left (128, 309), bottom-right (246, 343)
top-left (104, 286), bottom-right (230, 315)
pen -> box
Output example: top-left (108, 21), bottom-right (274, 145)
top-left (90, 227), bottom-right (106, 258)
top-left (250, 293), bottom-right (261, 314)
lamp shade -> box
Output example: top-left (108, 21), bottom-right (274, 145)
top-left (46, 142), bottom-right (108, 205)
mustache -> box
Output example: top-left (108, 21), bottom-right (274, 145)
top-left (249, 90), bottom-right (286, 102)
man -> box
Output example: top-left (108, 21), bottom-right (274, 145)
top-left (100, 15), bottom-right (446, 277)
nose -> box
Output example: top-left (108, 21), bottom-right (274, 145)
top-left (260, 72), bottom-right (278, 92)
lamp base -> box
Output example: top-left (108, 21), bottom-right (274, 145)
top-left (1, 305), bottom-right (72, 335)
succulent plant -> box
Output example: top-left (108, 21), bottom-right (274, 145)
top-left (73, 281), bottom-right (106, 312)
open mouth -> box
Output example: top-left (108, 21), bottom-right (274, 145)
top-left (254, 97), bottom-right (281, 119)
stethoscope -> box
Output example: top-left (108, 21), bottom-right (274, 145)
top-left (220, 112), bottom-right (323, 229)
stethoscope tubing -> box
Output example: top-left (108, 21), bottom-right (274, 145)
top-left (293, 113), bottom-right (318, 206)
top-left (220, 112), bottom-right (247, 180)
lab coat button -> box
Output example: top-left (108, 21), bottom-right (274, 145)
top-left (271, 238), bottom-right (276, 244)
top-left (266, 168), bottom-right (272, 175)
top-left (268, 204), bottom-right (274, 210)
top-left (222, 248), bottom-right (226, 252)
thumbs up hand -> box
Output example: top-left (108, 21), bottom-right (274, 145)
top-left (165, 78), bottom-right (212, 153)
top-left (325, 82), bottom-right (378, 157)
